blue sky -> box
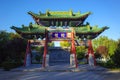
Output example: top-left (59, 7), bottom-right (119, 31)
top-left (0, 0), bottom-right (120, 40)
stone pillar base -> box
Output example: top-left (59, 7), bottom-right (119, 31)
top-left (46, 54), bottom-right (49, 67)
top-left (26, 53), bottom-right (31, 67)
top-left (43, 54), bottom-right (49, 68)
top-left (70, 54), bottom-right (75, 67)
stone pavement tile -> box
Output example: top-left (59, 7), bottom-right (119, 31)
top-left (10, 64), bottom-right (108, 72)
top-left (102, 71), bottom-right (120, 80)
top-left (17, 71), bottom-right (106, 80)
top-left (0, 64), bottom-right (117, 80)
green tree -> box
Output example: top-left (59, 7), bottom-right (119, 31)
top-left (76, 46), bottom-right (86, 60)
top-left (96, 46), bottom-right (108, 61)
top-left (0, 31), bottom-right (26, 65)
top-left (5, 38), bottom-right (26, 61)
top-left (108, 40), bottom-right (117, 56)
top-left (48, 42), bottom-right (54, 47)
top-left (112, 39), bottom-right (120, 67)
top-left (0, 31), bottom-right (10, 64)
top-left (93, 36), bottom-right (117, 58)
top-left (60, 41), bottom-right (71, 47)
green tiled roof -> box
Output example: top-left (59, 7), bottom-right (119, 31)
top-left (11, 23), bottom-right (108, 35)
top-left (11, 10), bottom-right (109, 39)
top-left (11, 24), bottom-right (46, 34)
top-left (73, 26), bottom-right (109, 34)
top-left (28, 10), bottom-right (91, 19)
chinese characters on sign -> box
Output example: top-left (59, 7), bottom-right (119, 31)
top-left (52, 32), bottom-right (66, 38)
top-left (49, 32), bottom-right (72, 39)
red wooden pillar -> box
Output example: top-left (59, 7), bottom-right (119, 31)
top-left (71, 30), bottom-right (78, 68)
top-left (43, 29), bottom-right (48, 68)
top-left (24, 40), bottom-right (31, 66)
top-left (88, 40), bottom-right (96, 65)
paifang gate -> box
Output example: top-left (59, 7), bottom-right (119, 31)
top-left (11, 10), bottom-right (109, 68)
top-left (48, 31), bottom-right (72, 65)
top-left (42, 28), bottom-right (78, 68)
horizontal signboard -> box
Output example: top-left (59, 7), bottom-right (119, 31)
top-left (48, 32), bottom-right (72, 40)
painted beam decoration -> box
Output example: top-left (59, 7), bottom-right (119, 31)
top-left (48, 32), bottom-right (72, 40)
top-left (30, 40), bottom-right (45, 46)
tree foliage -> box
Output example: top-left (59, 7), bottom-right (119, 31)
top-left (112, 39), bottom-right (120, 67)
top-left (0, 31), bottom-right (26, 65)
top-left (92, 36), bottom-right (120, 68)
top-left (76, 46), bottom-right (86, 60)
top-left (96, 46), bottom-right (108, 59)
top-left (93, 36), bottom-right (117, 58)
top-left (48, 42), bottom-right (54, 47)
top-left (60, 41), bottom-right (71, 47)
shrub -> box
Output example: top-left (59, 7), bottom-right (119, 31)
top-left (2, 58), bottom-right (22, 71)
top-left (105, 59), bottom-right (115, 68)
top-left (77, 52), bottom-right (85, 60)
top-left (2, 61), bottom-right (13, 71)
top-left (98, 59), bottom-right (115, 68)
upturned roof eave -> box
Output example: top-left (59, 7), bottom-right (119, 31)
top-left (12, 28), bottom-right (106, 35)
top-left (11, 25), bottom-right (109, 39)
top-left (28, 11), bottom-right (91, 20)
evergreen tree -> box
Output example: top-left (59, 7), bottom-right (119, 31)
top-left (0, 31), bottom-right (26, 65)
top-left (112, 39), bottom-right (120, 67)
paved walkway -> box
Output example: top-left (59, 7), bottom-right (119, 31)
top-left (11, 64), bottom-right (106, 72)
top-left (0, 64), bottom-right (120, 80)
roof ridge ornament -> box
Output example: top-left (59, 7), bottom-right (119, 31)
top-left (78, 10), bottom-right (81, 15)
top-left (22, 24), bottom-right (25, 28)
top-left (46, 10), bottom-right (50, 16)
top-left (69, 9), bottom-right (73, 16)
top-left (39, 11), bottom-right (41, 15)
top-left (29, 22), bottom-right (33, 28)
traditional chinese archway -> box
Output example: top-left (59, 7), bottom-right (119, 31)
top-left (42, 28), bottom-right (78, 68)
top-left (11, 10), bottom-right (108, 68)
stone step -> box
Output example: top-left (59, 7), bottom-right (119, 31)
top-left (49, 48), bottom-right (70, 63)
